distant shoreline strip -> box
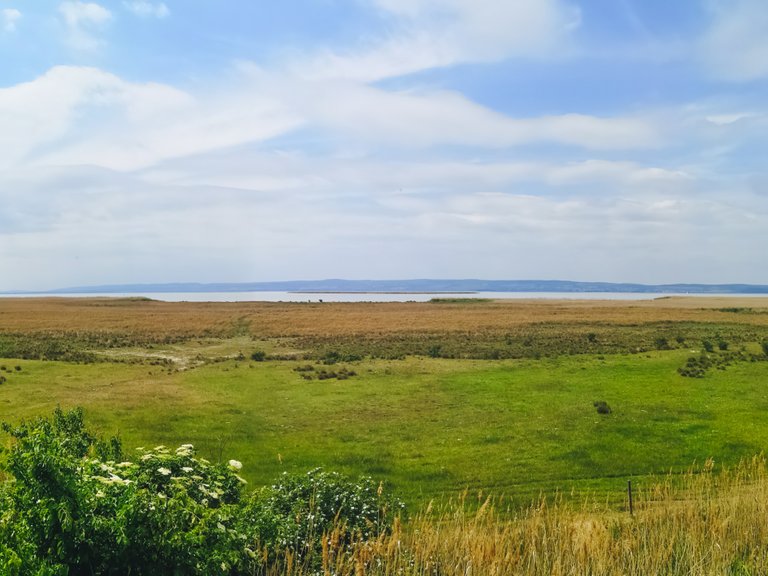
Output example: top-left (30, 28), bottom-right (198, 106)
top-left (291, 291), bottom-right (478, 295)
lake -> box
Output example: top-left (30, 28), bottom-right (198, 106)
top-left (2, 291), bottom-right (765, 302)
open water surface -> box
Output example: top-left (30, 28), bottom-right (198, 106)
top-left (2, 291), bottom-right (766, 303)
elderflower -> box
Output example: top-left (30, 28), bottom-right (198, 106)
top-left (175, 444), bottom-right (194, 456)
top-left (157, 467), bottom-right (172, 476)
top-left (228, 459), bottom-right (242, 471)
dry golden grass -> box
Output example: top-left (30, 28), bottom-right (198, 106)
top-left (1, 296), bottom-right (768, 338)
top-left (276, 457), bottom-right (768, 575)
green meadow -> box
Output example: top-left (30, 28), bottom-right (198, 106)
top-left (3, 344), bottom-right (768, 507)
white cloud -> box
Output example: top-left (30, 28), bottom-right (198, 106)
top-left (58, 1), bottom-right (112, 50)
top-left (0, 66), bottom-right (302, 172)
top-left (275, 78), bottom-right (662, 150)
top-left (700, 0), bottom-right (768, 81)
top-left (2, 8), bottom-right (21, 32)
top-left (546, 160), bottom-right (691, 187)
top-left (123, 1), bottom-right (169, 19)
top-left (0, 63), bottom-right (665, 179)
top-left (301, 0), bottom-right (580, 82)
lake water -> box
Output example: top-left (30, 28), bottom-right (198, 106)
top-left (2, 291), bottom-right (766, 303)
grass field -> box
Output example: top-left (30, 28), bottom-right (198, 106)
top-left (2, 296), bottom-right (768, 508)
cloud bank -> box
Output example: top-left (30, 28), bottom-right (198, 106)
top-left (1, 0), bottom-right (767, 289)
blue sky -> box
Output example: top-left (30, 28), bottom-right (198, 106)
top-left (1, 0), bottom-right (767, 290)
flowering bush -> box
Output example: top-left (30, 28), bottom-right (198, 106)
top-left (241, 467), bottom-right (404, 570)
top-left (0, 408), bottom-right (402, 575)
top-left (0, 408), bottom-right (251, 574)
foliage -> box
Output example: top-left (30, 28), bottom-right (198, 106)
top-left (654, 336), bottom-right (670, 350)
top-left (593, 400), bottom-right (612, 414)
top-left (250, 350), bottom-right (266, 362)
top-left (242, 468), bottom-right (404, 569)
top-left (0, 409), bottom-right (400, 575)
top-left (677, 350), bottom-right (765, 378)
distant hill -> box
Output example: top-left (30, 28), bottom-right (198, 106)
top-left (17, 279), bottom-right (768, 295)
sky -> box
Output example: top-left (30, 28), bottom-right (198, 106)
top-left (1, 0), bottom-right (767, 290)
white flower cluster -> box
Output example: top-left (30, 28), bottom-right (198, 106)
top-left (89, 460), bottom-right (134, 487)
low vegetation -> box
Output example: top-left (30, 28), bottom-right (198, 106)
top-left (2, 296), bottom-right (768, 572)
top-left (0, 408), bottom-right (401, 575)
top-left (4, 409), bottom-right (768, 575)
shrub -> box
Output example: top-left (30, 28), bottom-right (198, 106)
top-left (718, 340), bottom-right (729, 351)
top-left (678, 358), bottom-right (707, 378)
top-left (242, 468), bottom-right (404, 569)
top-left (428, 344), bottom-right (443, 358)
top-left (654, 337), bottom-right (670, 350)
top-left (0, 408), bottom-right (401, 575)
top-left (0, 408), bottom-right (251, 575)
top-left (321, 350), bottom-right (363, 364)
top-left (762, 341), bottom-right (768, 356)
top-left (250, 350), bottom-right (266, 362)
top-left (594, 401), bottom-right (612, 415)
top-left (702, 340), bottom-right (714, 353)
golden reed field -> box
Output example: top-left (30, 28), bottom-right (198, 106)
top-left (1, 296), bottom-right (768, 337)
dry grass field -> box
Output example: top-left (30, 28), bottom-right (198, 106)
top-left (3, 295), bottom-right (767, 363)
top-left (1, 296), bottom-right (767, 336)
top-left (277, 457), bottom-right (768, 575)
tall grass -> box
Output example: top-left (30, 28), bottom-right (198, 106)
top-left (270, 457), bottom-right (768, 575)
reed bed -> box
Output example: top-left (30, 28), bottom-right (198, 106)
top-left (2, 297), bottom-right (768, 362)
top-left (1, 297), bottom-right (768, 338)
top-left (275, 457), bottom-right (768, 575)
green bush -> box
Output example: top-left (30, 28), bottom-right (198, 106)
top-left (654, 337), bottom-right (671, 350)
top-left (0, 408), bottom-right (252, 575)
top-left (250, 350), bottom-right (266, 362)
top-left (0, 408), bottom-right (401, 575)
top-left (593, 401), bottom-right (612, 415)
top-left (242, 468), bottom-right (403, 569)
